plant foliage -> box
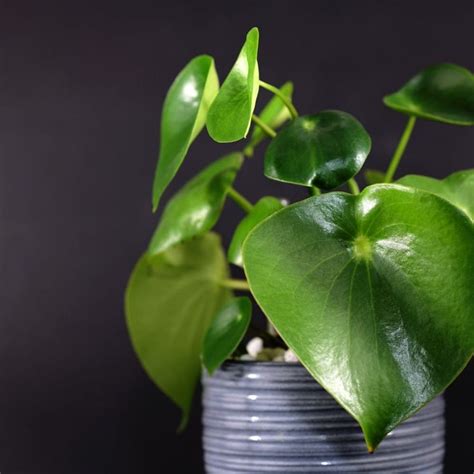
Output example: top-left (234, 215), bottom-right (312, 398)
top-left (126, 27), bottom-right (474, 450)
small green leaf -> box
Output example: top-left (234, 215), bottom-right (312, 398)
top-left (206, 28), bottom-right (260, 143)
top-left (202, 297), bottom-right (252, 374)
top-left (152, 55), bottom-right (219, 211)
top-left (125, 233), bottom-right (231, 429)
top-left (364, 169), bottom-right (386, 185)
top-left (264, 111), bottom-right (372, 190)
top-left (397, 169), bottom-right (474, 220)
top-left (245, 82), bottom-right (293, 155)
top-left (243, 186), bottom-right (473, 450)
top-left (149, 153), bottom-right (243, 255)
top-left (383, 63), bottom-right (474, 125)
top-left (228, 196), bottom-right (284, 266)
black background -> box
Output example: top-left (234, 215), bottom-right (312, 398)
top-left (0, 1), bottom-right (473, 472)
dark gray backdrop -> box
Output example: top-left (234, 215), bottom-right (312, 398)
top-left (0, 1), bottom-right (472, 472)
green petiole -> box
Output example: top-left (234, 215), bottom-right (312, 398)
top-left (348, 178), bottom-right (360, 194)
top-left (259, 80), bottom-right (299, 119)
top-left (227, 187), bottom-right (254, 213)
top-left (251, 114), bottom-right (277, 138)
top-left (384, 116), bottom-right (417, 183)
top-left (219, 279), bottom-right (250, 291)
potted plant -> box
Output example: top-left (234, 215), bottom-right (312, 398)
top-left (125, 27), bottom-right (473, 472)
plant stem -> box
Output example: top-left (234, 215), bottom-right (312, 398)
top-left (308, 185), bottom-right (321, 196)
top-left (243, 144), bottom-right (254, 158)
top-left (227, 187), bottom-right (254, 213)
top-left (252, 114), bottom-right (277, 138)
top-left (259, 80), bottom-right (299, 119)
top-left (384, 116), bottom-right (417, 183)
top-left (220, 279), bottom-right (250, 291)
top-left (348, 178), bottom-right (360, 194)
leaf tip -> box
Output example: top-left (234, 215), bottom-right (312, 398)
top-left (151, 189), bottom-right (161, 212)
top-left (360, 421), bottom-right (387, 454)
top-left (177, 411), bottom-right (190, 434)
top-left (248, 26), bottom-right (260, 37)
top-left (201, 352), bottom-right (215, 376)
top-left (363, 438), bottom-right (378, 454)
top-left (284, 81), bottom-right (294, 94)
top-left (197, 53), bottom-right (214, 63)
top-left (204, 364), bottom-right (216, 377)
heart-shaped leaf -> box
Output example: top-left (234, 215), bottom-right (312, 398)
top-left (149, 153), bottom-right (243, 255)
top-left (383, 63), bottom-right (474, 125)
top-left (228, 196), bottom-right (284, 266)
top-left (202, 297), bottom-right (252, 374)
top-left (364, 169), bottom-right (386, 185)
top-left (397, 169), bottom-right (474, 220)
top-left (125, 233), bottom-right (231, 429)
top-left (243, 186), bottom-right (473, 450)
top-left (206, 27), bottom-right (259, 143)
top-left (152, 55), bottom-right (219, 211)
top-left (264, 111), bottom-right (372, 190)
top-left (245, 82), bottom-right (293, 156)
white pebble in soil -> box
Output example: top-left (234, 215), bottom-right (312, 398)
top-left (240, 337), bottom-right (300, 363)
top-left (284, 349), bottom-right (299, 363)
top-left (246, 337), bottom-right (263, 358)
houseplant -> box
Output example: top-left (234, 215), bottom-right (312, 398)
top-left (125, 27), bottom-right (474, 471)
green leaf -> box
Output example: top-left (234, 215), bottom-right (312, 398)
top-left (383, 63), bottom-right (474, 125)
top-left (397, 169), bottom-right (474, 220)
top-left (152, 55), bottom-right (219, 211)
top-left (364, 169), bottom-right (386, 185)
top-left (202, 297), bottom-right (252, 374)
top-left (206, 27), bottom-right (260, 143)
top-left (245, 82), bottom-right (293, 155)
top-left (243, 185), bottom-right (473, 451)
top-left (264, 111), bottom-right (372, 190)
top-left (125, 233), bottom-right (231, 429)
top-left (228, 196), bottom-right (284, 266)
top-left (149, 153), bottom-right (243, 255)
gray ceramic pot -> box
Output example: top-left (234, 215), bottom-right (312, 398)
top-left (202, 361), bottom-right (444, 473)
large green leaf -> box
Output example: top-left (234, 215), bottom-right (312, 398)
top-left (383, 64), bottom-right (474, 125)
top-left (202, 297), bottom-right (252, 374)
top-left (206, 28), bottom-right (260, 143)
top-left (125, 233), bottom-right (231, 428)
top-left (228, 196), bottom-right (284, 266)
top-left (152, 55), bottom-right (219, 211)
top-left (243, 185), bottom-right (473, 450)
top-left (397, 169), bottom-right (474, 220)
top-left (264, 111), bottom-right (371, 190)
top-left (245, 82), bottom-right (293, 156)
top-left (149, 153), bottom-right (243, 255)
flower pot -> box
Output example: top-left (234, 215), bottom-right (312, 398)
top-left (202, 361), bottom-right (444, 473)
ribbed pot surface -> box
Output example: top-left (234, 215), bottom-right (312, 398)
top-left (202, 361), bottom-right (444, 473)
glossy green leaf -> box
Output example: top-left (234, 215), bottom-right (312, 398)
top-left (397, 169), bottom-right (474, 220)
top-left (245, 82), bottom-right (293, 155)
top-left (364, 169), bottom-right (386, 185)
top-left (206, 27), bottom-right (259, 143)
top-left (125, 233), bottom-right (231, 428)
top-left (202, 297), bottom-right (252, 374)
top-left (149, 153), bottom-right (243, 255)
top-left (228, 196), bottom-right (284, 266)
top-left (243, 186), bottom-right (473, 450)
top-left (383, 63), bottom-right (474, 125)
top-left (152, 55), bottom-right (219, 211)
top-left (264, 111), bottom-right (372, 190)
